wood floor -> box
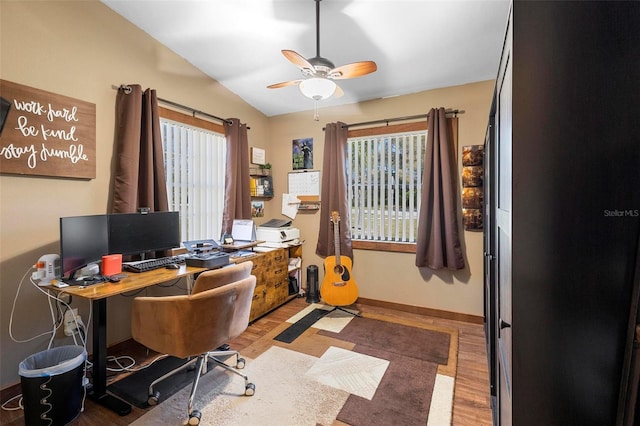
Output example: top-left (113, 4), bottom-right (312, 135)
top-left (0, 297), bottom-right (493, 425)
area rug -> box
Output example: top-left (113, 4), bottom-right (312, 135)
top-left (273, 308), bottom-right (331, 343)
top-left (132, 303), bottom-right (458, 426)
top-left (318, 315), bottom-right (451, 364)
top-left (130, 346), bottom-right (350, 426)
top-left (317, 316), bottom-right (453, 426)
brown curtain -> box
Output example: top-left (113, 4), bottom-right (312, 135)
top-left (111, 85), bottom-right (168, 213)
top-left (222, 118), bottom-right (251, 234)
top-left (316, 122), bottom-right (353, 260)
top-left (415, 108), bottom-right (465, 270)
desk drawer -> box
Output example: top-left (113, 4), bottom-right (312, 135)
top-left (247, 248), bottom-right (289, 322)
top-left (266, 277), bottom-right (289, 307)
top-left (250, 283), bottom-right (268, 321)
top-left (251, 249), bottom-right (287, 280)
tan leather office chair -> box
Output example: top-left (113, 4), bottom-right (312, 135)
top-left (191, 260), bottom-right (253, 294)
top-left (131, 264), bottom-right (256, 425)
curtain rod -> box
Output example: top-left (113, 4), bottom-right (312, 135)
top-left (111, 85), bottom-right (234, 126)
top-left (157, 97), bottom-right (235, 126)
top-left (341, 109), bottom-right (463, 129)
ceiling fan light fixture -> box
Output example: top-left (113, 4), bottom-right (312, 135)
top-left (299, 77), bottom-right (336, 100)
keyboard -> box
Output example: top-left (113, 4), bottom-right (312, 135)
top-left (123, 256), bottom-right (185, 273)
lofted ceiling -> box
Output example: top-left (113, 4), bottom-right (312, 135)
top-left (101, 0), bottom-right (511, 117)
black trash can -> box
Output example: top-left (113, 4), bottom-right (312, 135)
top-left (19, 345), bottom-right (87, 426)
top-left (306, 265), bottom-right (320, 303)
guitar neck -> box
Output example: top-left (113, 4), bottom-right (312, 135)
top-left (333, 215), bottom-right (341, 266)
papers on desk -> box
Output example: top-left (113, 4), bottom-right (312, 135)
top-left (282, 193), bottom-right (301, 219)
top-left (258, 238), bottom-right (302, 249)
top-left (229, 250), bottom-right (257, 259)
top-left (252, 246), bottom-right (278, 253)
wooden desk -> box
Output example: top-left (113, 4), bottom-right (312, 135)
top-left (48, 264), bottom-right (208, 416)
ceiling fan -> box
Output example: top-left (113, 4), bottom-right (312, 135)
top-left (267, 0), bottom-right (377, 115)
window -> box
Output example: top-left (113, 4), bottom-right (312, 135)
top-left (160, 116), bottom-right (226, 242)
top-left (347, 123), bottom-right (428, 251)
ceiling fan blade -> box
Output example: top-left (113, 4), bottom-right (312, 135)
top-left (282, 50), bottom-right (314, 71)
top-left (267, 79), bottom-right (303, 89)
top-left (333, 84), bottom-right (344, 98)
top-left (329, 61), bottom-right (377, 79)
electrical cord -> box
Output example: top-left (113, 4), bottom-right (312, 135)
top-left (155, 279), bottom-right (184, 289)
top-left (83, 352), bottom-right (168, 379)
top-left (113, 353), bottom-right (169, 372)
top-left (4, 261), bottom-right (175, 413)
top-left (45, 288), bottom-right (59, 349)
top-left (104, 353), bottom-right (170, 386)
top-left (118, 279), bottom-right (183, 298)
top-left (8, 269), bottom-right (57, 344)
top-left (4, 264), bottom-right (92, 414)
top-left (119, 288), bottom-right (147, 298)
top-left (1, 394), bottom-right (23, 411)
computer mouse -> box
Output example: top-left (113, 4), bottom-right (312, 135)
top-left (166, 263), bottom-right (180, 270)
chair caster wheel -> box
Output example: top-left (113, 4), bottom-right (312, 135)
top-left (236, 357), bottom-right (246, 369)
top-left (188, 410), bottom-right (201, 425)
top-left (245, 382), bottom-right (255, 396)
top-left (147, 391), bottom-right (160, 406)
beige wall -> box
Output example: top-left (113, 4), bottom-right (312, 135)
top-left (267, 82), bottom-right (493, 318)
top-left (0, 0), bottom-right (493, 389)
top-left (0, 0), bottom-right (270, 389)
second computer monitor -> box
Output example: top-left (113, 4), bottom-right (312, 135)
top-left (108, 211), bottom-right (180, 256)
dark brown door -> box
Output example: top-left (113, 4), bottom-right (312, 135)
top-left (495, 15), bottom-right (512, 426)
top-left (483, 113), bottom-right (497, 401)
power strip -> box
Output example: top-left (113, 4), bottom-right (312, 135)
top-left (64, 308), bottom-right (84, 336)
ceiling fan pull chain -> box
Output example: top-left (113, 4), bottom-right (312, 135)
top-left (313, 100), bottom-right (320, 121)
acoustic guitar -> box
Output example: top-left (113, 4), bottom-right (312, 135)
top-left (321, 211), bottom-right (358, 306)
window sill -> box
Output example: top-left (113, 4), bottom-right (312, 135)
top-left (352, 240), bottom-right (416, 253)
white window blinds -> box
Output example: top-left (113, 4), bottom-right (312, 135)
top-left (347, 131), bottom-right (426, 243)
top-left (161, 119), bottom-right (226, 241)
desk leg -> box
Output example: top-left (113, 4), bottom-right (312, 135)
top-left (89, 298), bottom-right (131, 416)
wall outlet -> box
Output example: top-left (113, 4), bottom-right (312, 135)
top-left (64, 308), bottom-right (81, 336)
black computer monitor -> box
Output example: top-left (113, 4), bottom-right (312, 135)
top-left (59, 214), bottom-right (110, 279)
top-left (108, 211), bottom-right (180, 257)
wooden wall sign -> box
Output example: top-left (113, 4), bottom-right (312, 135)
top-left (0, 79), bottom-right (96, 179)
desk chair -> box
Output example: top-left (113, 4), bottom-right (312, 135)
top-left (131, 272), bottom-right (256, 425)
top-left (192, 260), bottom-right (253, 294)
top-left (192, 261), bottom-right (254, 356)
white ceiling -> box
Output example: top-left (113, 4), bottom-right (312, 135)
top-left (101, 0), bottom-right (511, 117)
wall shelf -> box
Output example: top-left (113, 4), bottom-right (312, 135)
top-left (296, 195), bottom-right (320, 211)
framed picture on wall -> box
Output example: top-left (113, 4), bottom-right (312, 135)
top-left (251, 147), bottom-right (266, 165)
top-left (462, 145), bottom-right (484, 166)
top-left (461, 144), bottom-right (485, 231)
top-left (462, 166), bottom-right (483, 187)
top-left (252, 201), bottom-right (264, 217)
top-left (462, 208), bottom-right (483, 230)
top-left (260, 176), bottom-right (273, 197)
top-left (292, 137), bottom-right (313, 170)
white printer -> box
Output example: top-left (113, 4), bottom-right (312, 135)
top-left (256, 226), bottom-right (300, 245)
